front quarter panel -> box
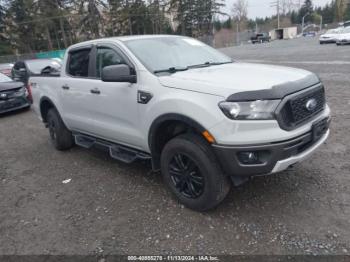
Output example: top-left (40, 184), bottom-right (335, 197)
top-left (138, 75), bottom-right (226, 152)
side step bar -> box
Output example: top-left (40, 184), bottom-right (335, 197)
top-left (73, 133), bottom-right (151, 164)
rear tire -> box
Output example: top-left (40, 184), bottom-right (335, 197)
top-left (160, 134), bottom-right (231, 211)
top-left (47, 108), bottom-right (74, 151)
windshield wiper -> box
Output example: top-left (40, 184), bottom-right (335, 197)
top-left (154, 67), bottom-right (188, 74)
top-left (154, 61), bottom-right (233, 74)
top-left (188, 61), bottom-right (233, 69)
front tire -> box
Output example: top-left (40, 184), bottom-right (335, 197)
top-left (47, 108), bottom-right (74, 151)
top-left (160, 134), bottom-right (231, 211)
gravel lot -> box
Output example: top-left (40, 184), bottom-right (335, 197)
top-left (0, 37), bottom-right (349, 256)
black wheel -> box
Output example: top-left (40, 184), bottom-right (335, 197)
top-left (47, 108), bottom-right (74, 151)
top-left (161, 134), bottom-right (231, 211)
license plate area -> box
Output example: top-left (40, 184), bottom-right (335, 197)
top-left (0, 98), bottom-right (20, 110)
top-left (312, 118), bottom-right (329, 142)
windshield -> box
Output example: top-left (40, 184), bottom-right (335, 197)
top-left (124, 37), bottom-right (232, 73)
top-left (0, 72), bottom-right (12, 82)
top-left (26, 59), bottom-right (62, 74)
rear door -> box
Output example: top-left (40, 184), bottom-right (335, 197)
top-left (59, 46), bottom-right (98, 133)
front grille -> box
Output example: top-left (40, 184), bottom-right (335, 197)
top-left (0, 88), bottom-right (20, 100)
top-left (276, 85), bottom-right (326, 130)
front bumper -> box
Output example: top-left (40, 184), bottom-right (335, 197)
top-left (212, 118), bottom-right (330, 177)
top-left (320, 39), bottom-right (336, 43)
top-left (0, 97), bottom-right (30, 114)
top-left (337, 39), bottom-right (350, 45)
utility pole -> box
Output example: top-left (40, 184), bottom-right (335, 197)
top-left (302, 12), bottom-right (310, 34)
top-left (270, 0), bottom-right (280, 29)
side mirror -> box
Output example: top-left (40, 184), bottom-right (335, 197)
top-left (101, 64), bottom-right (136, 83)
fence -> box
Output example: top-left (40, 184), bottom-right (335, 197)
top-left (0, 50), bottom-right (66, 64)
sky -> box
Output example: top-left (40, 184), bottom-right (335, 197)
top-left (222, 0), bottom-right (332, 19)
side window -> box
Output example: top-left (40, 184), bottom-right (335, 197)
top-left (68, 49), bottom-right (91, 77)
top-left (96, 47), bottom-right (126, 78)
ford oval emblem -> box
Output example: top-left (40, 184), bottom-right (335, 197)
top-left (306, 98), bottom-right (317, 111)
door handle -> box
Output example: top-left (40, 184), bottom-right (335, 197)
top-left (62, 84), bottom-right (70, 90)
top-left (90, 88), bottom-right (101, 95)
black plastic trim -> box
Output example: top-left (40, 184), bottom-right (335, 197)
top-left (275, 83), bottom-right (325, 131)
top-left (148, 113), bottom-right (207, 170)
top-left (137, 91), bottom-right (153, 104)
top-left (212, 120), bottom-right (330, 177)
top-left (39, 96), bottom-right (61, 123)
top-left (227, 74), bottom-right (321, 101)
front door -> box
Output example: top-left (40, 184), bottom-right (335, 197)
top-left (82, 44), bottom-right (143, 149)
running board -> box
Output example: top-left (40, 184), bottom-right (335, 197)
top-left (73, 133), bottom-right (151, 164)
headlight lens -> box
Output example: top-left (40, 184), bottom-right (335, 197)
top-left (219, 100), bottom-right (281, 120)
top-left (14, 87), bottom-right (28, 97)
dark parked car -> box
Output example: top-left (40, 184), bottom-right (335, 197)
top-left (251, 33), bottom-right (271, 44)
top-left (0, 63), bottom-right (14, 77)
top-left (11, 58), bottom-right (61, 87)
top-left (303, 31), bottom-right (317, 37)
top-left (0, 72), bottom-right (31, 114)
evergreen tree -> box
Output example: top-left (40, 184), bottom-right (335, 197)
top-left (298, 0), bottom-right (314, 24)
top-left (0, 1), bottom-right (12, 54)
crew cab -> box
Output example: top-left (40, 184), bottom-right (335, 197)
top-left (30, 35), bottom-right (331, 211)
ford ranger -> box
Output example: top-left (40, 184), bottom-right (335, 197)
top-left (30, 35), bottom-right (331, 211)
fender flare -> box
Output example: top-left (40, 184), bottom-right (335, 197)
top-left (148, 113), bottom-right (207, 170)
top-left (39, 96), bottom-right (60, 122)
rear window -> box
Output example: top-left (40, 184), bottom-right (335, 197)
top-left (26, 59), bottom-right (61, 74)
top-left (68, 49), bottom-right (91, 77)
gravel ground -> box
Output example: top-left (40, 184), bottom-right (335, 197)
top-left (0, 37), bottom-right (349, 256)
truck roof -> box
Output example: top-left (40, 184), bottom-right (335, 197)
top-left (69, 35), bottom-right (181, 50)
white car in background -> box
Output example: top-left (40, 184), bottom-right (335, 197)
top-left (336, 27), bottom-right (350, 45)
top-left (319, 28), bottom-right (342, 44)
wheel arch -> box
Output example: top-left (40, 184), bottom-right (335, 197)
top-left (148, 113), bottom-right (209, 170)
top-left (39, 96), bottom-right (59, 123)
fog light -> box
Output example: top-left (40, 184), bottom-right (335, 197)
top-left (237, 151), bottom-right (260, 165)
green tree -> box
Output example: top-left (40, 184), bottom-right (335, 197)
top-left (77, 0), bottom-right (106, 39)
top-left (0, 1), bottom-right (12, 55)
top-left (344, 3), bottom-right (350, 21)
top-left (298, 0), bottom-right (314, 24)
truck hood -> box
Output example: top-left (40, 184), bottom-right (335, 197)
top-left (158, 63), bottom-right (319, 98)
top-left (320, 33), bottom-right (338, 39)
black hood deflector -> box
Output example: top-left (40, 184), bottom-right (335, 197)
top-left (227, 74), bottom-right (320, 101)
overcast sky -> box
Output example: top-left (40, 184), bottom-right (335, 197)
top-left (222, 0), bottom-right (332, 19)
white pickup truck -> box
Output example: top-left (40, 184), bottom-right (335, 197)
top-left (30, 35), bottom-right (331, 211)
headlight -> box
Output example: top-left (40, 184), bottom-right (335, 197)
top-left (219, 100), bottom-right (281, 120)
top-left (14, 87), bottom-right (27, 97)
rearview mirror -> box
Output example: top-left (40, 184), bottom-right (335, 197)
top-left (101, 64), bottom-right (136, 83)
